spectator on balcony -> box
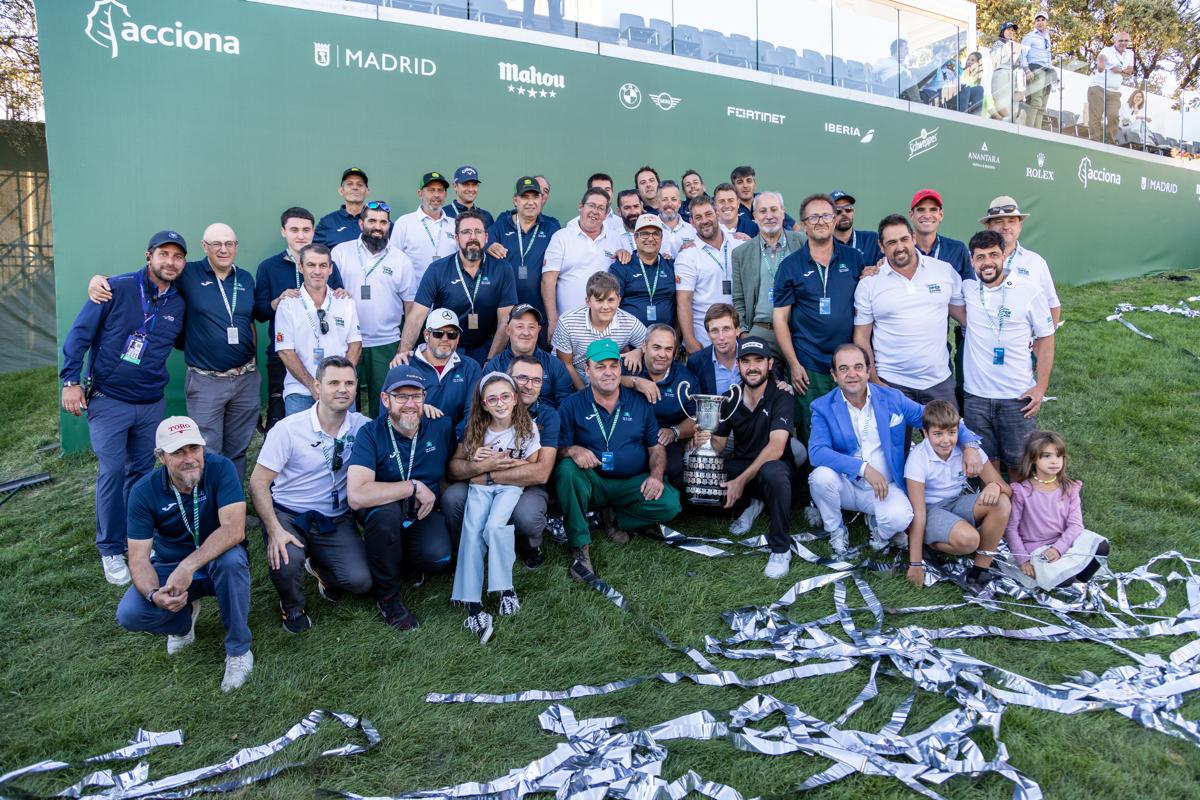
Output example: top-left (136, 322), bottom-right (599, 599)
top-left (874, 38), bottom-right (920, 102)
top-left (1089, 31), bottom-right (1134, 143)
top-left (679, 169), bottom-right (706, 222)
top-left (1021, 12), bottom-right (1056, 130)
top-left (952, 52), bottom-right (985, 115)
top-left (990, 22), bottom-right (1024, 123)
top-left (1119, 88), bottom-right (1151, 138)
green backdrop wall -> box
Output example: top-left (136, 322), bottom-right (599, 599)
top-left (38, 0), bottom-right (1200, 452)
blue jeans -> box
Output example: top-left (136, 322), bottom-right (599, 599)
top-left (283, 393), bottom-right (315, 416)
top-left (115, 547), bottom-right (252, 656)
top-left (86, 394), bottom-right (165, 556)
top-left (451, 484), bottom-right (522, 603)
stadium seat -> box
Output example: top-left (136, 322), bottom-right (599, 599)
top-left (1042, 109), bottom-right (1062, 133)
top-left (1059, 111), bottom-right (1087, 138)
top-left (728, 34), bottom-right (756, 67)
top-left (825, 54), bottom-right (845, 84)
top-left (842, 59), bottom-right (871, 92)
top-left (648, 18), bottom-right (673, 52)
top-left (472, 0), bottom-right (521, 26)
top-left (619, 13), bottom-right (657, 48)
top-left (384, 0), bottom-right (434, 11)
top-left (578, 21), bottom-right (619, 43)
top-left (1117, 127), bottom-right (1145, 150)
top-left (433, 0), bottom-right (468, 18)
top-left (789, 49), bottom-right (825, 81)
top-left (757, 41), bottom-right (780, 73)
top-left (673, 25), bottom-right (703, 58)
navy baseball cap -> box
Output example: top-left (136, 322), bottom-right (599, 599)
top-left (514, 175), bottom-right (541, 195)
top-left (147, 230), bottom-right (187, 254)
top-left (383, 365), bottom-right (425, 393)
top-left (341, 167), bottom-right (368, 185)
top-left (454, 165), bottom-right (481, 184)
top-left (829, 190), bottom-right (856, 205)
top-left (737, 336), bottom-right (771, 359)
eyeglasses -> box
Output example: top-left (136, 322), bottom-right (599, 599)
top-left (388, 391), bottom-right (424, 405)
top-left (582, 202), bottom-right (608, 213)
top-left (483, 391), bottom-right (514, 406)
top-left (833, 206), bottom-right (854, 215)
top-left (987, 204), bottom-right (1019, 216)
top-left (803, 213), bottom-right (835, 224)
top-left (203, 240), bottom-right (238, 250)
top-left (513, 374), bottom-right (544, 386)
top-left (457, 228), bottom-right (487, 238)
top-left (331, 438), bottom-right (345, 471)
top-left (428, 329), bottom-right (460, 340)
top-left (316, 308), bottom-right (329, 335)
top-left (365, 201), bottom-right (390, 212)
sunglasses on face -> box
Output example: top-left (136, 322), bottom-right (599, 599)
top-left (833, 206), bottom-right (854, 215)
top-left (988, 204), bottom-right (1019, 216)
top-left (428, 329), bottom-right (460, 340)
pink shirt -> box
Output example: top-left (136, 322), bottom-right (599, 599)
top-left (1004, 480), bottom-right (1085, 565)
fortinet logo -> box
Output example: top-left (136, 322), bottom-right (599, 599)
top-left (84, 0), bottom-right (240, 58)
top-left (728, 106), bottom-right (786, 125)
top-left (1077, 156), bottom-right (1121, 188)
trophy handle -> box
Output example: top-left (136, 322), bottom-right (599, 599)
top-left (678, 381), bottom-right (696, 421)
top-left (718, 383), bottom-right (742, 424)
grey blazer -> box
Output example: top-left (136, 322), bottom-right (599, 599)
top-left (731, 230), bottom-right (806, 332)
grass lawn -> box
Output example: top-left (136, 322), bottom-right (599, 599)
top-left (2, 272), bottom-right (1200, 798)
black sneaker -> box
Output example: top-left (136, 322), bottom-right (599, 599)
top-left (377, 595), bottom-right (420, 631)
top-left (280, 602), bottom-right (313, 634)
top-left (521, 547), bottom-right (545, 569)
top-left (965, 568), bottom-right (994, 596)
top-left (304, 558), bottom-right (343, 603)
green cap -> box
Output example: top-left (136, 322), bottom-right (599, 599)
top-left (585, 338), bottom-right (621, 363)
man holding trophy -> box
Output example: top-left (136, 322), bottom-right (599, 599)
top-left (693, 337), bottom-right (799, 579)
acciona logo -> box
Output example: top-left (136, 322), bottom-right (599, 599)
top-left (908, 127), bottom-right (939, 160)
top-left (499, 62), bottom-right (565, 99)
top-left (1026, 152), bottom-right (1054, 181)
top-left (1077, 156), bottom-right (1121, 189)
top-left (967, 141), bottom-right (1000, 170)
top-left (84, 0), bottom-right (240, 59)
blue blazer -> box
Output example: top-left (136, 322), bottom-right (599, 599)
top-left (808, 384), bottom-right (980, 483)
top-left (686, 343), bottom-right (740, 396)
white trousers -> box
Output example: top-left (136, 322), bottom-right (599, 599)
top-left (809, 466), bottom-right (914, 535)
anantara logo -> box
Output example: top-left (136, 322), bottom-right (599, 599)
top-left (967, 142), bottom-right (1000, 170)
top-left (1026, 152), bottom-right (1055, 181)
top-left (907, 127), bottom-right (939, 159)
top-left (500, 62), bottom-right (565, 99)
top-left (1078, 156), bottom-right (1121, 189)
top-left (85, 0), bottom-right (240, 58)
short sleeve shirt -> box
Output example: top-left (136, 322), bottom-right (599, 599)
top-left (127, 454), bottom-right (244, 564)
top-left (610, 255), bottom-right (676, 329)
top-left (256, 405), bottom-right (371, 515)
top-left (673, 233), bottom-right (744, 347)
top-left (904, 439), bottom-right (979, 504)
top-left (627, 361), bottom-right (698, 427)
top-left (346, 414), bottom-right (454, 499)
top-left (483, 423), bottom-right (542, 461)
top-left (176, 260), bottom-right (257, 372)
top-left (962, 277), bottom-right (1055, 399)
top-left (773, 242), bottom-right (864, 372)
top-left (1005, 244), bottom-right (1060, 309)
top-left (543, 221), bottom-right (627, 316)
top-left (529, 401), bottom-right (561, 449)
top-left (557, 387), bottom-right (660, 479)
top-left (551, 307), bottom-right (647, 383)
top-left (714, 382), bottom-right (793, 462)
top-left (660, 219), bottom-right (698, 258)
top-left (414, 254), bottom-right (518, 352)
top-left (329, 239), bottom-right (416, 348)
top-left (274, 289), bottom-right (362, 398)
top-left (389, 208), bottom-right (457, 287)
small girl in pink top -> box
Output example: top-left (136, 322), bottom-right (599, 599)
top-left (1002, 431), bottom-right (1110, 589)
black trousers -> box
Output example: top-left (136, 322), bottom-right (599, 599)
top-left (665, 440), bottom-right (686, 491)
top-left (356, 500), bottom-right (452, 599)
top-left (726, 458), bottom-right (794, 554)
top-left (267, 508), bottom-right (372, 612)
top-left (266, 355), bottom-right (286, 432)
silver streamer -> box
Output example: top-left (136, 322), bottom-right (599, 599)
top-left (0, 710), bottom-right (378, 799)
top-left (1106, 295), bottom-right (1200, 344)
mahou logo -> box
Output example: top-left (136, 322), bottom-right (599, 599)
top-left (85, 0), bottom-right (241, 59)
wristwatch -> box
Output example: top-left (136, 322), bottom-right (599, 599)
top-left (670, 426), bottom-right (681, 442)
top-left (62, 381), bottom-right (80, 387)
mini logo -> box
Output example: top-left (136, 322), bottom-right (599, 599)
top-left (314, 42), bottom-right (330, 66)
top-left (1026, 152), bottom-right (1054, 181)
top-left (908, 127), bottom-right (939, 160)
top-left (727, 106), bottom-right (786, 124)
top-left (967, 141), bottom-right (1000, 170)
top-left (499, 62), bottom-right (564, 98)
top-left (85, 0), bottom-right (241, 58)
top-left (618, 82), bottom-right (641, 109)
top-left (649, 91), bottom-right (681, 111)
top-left (1078, 156), bottom-right (1121, 189)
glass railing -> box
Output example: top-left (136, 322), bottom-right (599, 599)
top-left (366, 0), bottom-right (1200, 160)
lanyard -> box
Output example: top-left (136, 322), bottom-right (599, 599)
top-left (171, 484), bottom-right (202, 548)
top-left (977, 282), bottom-right (1009, 337)
top-left (454, 256), bottom-right (484, 313)
top-left (515, 222), bottom-right (540, 268)
top-left (288, 252), bottom-right (304, 290)
top-left (385, 421), bottom-right (418, 481)
top-left (137, 276), bottom-right (161, 336)
top-left (851, 230), bottom-right (857, 252)
top-left (702, 240), bottom-right (730, 279)
top-left (760, 239), bottom-right (789, 282)
top-left (917, 237), bottom-right (941, 261)
top-left (214, 267), bottom-right (238, 324)
top-left (301, 289), bottom-right (327, 343)
top-left (420, 216), bottom-right (440, 250)
top-left (359, 242), bottom-right (388, 282)
top-left (591, 402), bottom-right (621, 450)
top-left (639, 257), bottom-right (662, 303)
top-left (811, 254), bottom-right (832, 299)
top-left (1004, 247), bottom-right (1018, 274)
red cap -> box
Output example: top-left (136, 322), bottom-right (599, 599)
top-left (910, 189), bottom-right (943, 209)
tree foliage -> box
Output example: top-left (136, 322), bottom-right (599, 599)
top-left (0, 0), bottom-right (40, 121)
top-left (977, 0), bottom-right (1200, 95)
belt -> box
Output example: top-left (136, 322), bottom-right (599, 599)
top-left (751, 321), bottom-right (774, 330)
top-left (187, 358), bottom-right (257, 378)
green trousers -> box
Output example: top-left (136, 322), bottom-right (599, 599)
top-left (796, 369), bottom-right (835, 444)
top-left (555, 459), bottom-right (681, 548)
top-left (359, 341), bottom-right (397, 418)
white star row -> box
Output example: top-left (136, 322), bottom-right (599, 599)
top-left (506, 84), bottom-right (558, 98)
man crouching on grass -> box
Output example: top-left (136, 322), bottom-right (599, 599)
top-left (115, 416), bottom-right (254, 692)
top-left (903, 400), bottom-right (1011, 595)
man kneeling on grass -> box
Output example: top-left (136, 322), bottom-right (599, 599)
top-left (115, 416), bottom-right (253, 693)
top-left (904, 400), bottom-right (1011, 595)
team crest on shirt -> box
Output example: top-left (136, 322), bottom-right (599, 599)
top-left (926, 283), bottom-right (942, 294)
top-left (998, 306), bottom-right (1012, 320)
top-left (1016, 267), bottom-right (1030, 276)
top-left (424, 439), bottom-right (437, 453)
top-left (335, 316), bottom-right (346, 327)
top-left (382, 266), bottom-right (393, 275)
top-left (838, 263), bottom-right (849, 272)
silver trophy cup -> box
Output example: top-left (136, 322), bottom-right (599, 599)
top-left (678, 381), bottom-right (742, 506)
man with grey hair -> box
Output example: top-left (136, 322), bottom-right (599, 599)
top-left (731, 191), bottom-right (805, 358)
top-left (1088, 30), bottom-right (1134, 142)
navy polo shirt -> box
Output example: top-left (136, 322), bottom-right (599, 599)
top-left (60, 268), bottom-right (186, 405)
top-left (347, 414), bottom-right (454, 499)
top-left (737, 201), bottom-right (797, 238)
top-left (127, 453), bottom-right (244, 564)
top-left (176, 259), bottom-right (257, 371)
top-left (773, 241), bottom-right (864, 372)
top-left (411, 351), bottom-right (482, 430)
top-left (444, 200), bottom-right (495, 230)
top-left (627, 361), bottom-right (698, 427)
top-left (487, 211), bottom-right (561, 315)
top-left (414, 254), bottom-right (517, 353)
top-left (844, 229), bottom-right (882, 265)
top-left (558, 387), bottom-right (659, 479)
top-left (609, 255), bottom-right (676, 329)
top-left (917, 234), bottom-right (974, 281)
top-left (253, 251), bottom-right (344, 356)
top-left (314, 205), bottom-right (364, 248)
top-left (483, 347), bottom-right (574, 408)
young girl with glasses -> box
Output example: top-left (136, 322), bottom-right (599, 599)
top-left (450, 372), bottom-right (541, 642)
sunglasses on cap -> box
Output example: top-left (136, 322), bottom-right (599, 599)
top-left (429, 329), bottom-right (460, 340)
top-left (365, 201), bottom-right (391, 212)
top-left (987, 204), bottom-right (1019, 216)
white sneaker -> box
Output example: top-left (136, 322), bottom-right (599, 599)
top-left (730, 499), bottom-right (764, 535)
top-left (764, 550), bottom-right (792, 579)
top-left (102, 554), bottom-right (131, 586)
top-left (829, 526), bottom-right (849, 557)
top-left (465, 611), bottom-right (494, 644)
top-left (499, 593), bottom-right (521, 617)
top-left (220, 651), bottom-right (254, 693)
top-left (890, 531), bottom-right (909, 549)
top-left (167, 601), bottom-right (202, 655)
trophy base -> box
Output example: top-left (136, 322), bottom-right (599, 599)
top-left (684, 452), bottom-right (726, 507)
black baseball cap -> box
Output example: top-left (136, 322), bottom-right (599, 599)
top-left (514, 176), bottom-right (541, 195)
top-left (421, 171), bottom-right (450, 189)
top-left (508, 303), bottom-right (543, 323)
top-left (342, 167), bottom-right (368, 185)
top-left (829, 190), bottom-right (856, 205)
top-left (737, 337), bottom-right (771, 359)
